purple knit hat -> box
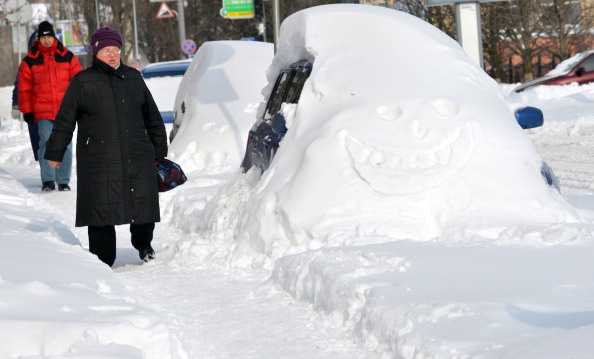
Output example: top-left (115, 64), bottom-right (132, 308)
top-left (90, 27), bottom-right (122, 56)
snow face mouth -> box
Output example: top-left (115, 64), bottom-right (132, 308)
top-left (345, 121), bottom-right (474, 196)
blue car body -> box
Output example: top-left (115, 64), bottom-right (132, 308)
top-left (140, 60), bottom-right (191, 79)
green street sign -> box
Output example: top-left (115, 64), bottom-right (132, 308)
top-left (220, 0), bottom-right (254, 19)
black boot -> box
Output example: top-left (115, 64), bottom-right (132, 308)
top-left (88, 225), bottom-right (116, 267)
top-left (42, 181), bottom-right (55, 191)
top-left (139, 247), bottom-right (155, 262)
top-left (130, 222), bottom-right (156, 263)
top-left (58, 183), bottom-right (71, 191)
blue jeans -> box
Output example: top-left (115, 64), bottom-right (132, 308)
top-left (37, 119), bottom-right (72, 185)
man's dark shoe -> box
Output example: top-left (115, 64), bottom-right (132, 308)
top-left (58, 184), bottom-right (71, 191)
top-left (42, 181), bottom-right (55, 192)
top-left (139, 247), bottom-right (155, 262)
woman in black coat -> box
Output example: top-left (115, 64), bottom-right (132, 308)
top-left (45, 28), bottom-right (167, 267)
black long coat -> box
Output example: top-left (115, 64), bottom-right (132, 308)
top-left (45, 58), bottom-right (168, 227)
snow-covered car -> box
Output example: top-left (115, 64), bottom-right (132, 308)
top-left (167, 41), bottom-right (274, 172)
top-left (514, 49), bottom-right (594, 93)
top-left (141, 59), bottom-right (191, 123)
top-left (240, 60), bottom-right (550, 181)
top-left (216, 4), bottom-right (575, 246)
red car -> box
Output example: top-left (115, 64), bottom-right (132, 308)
top-left (514, 50), bottom-right (594, 92)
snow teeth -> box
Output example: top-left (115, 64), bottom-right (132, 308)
top-left (345, 123), bottom-right (473, 195)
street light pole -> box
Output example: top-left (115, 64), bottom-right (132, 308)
top-left (177, 0), bottom-right (186, 59)
top-left (94, 0), bottom-right (99, 27)
top-left (272, 0), bottom-right (279, 52)
top-left (133, 0), bottom-right (139, 65)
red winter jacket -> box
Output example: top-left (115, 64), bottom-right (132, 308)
top-left (18, 39), bottom-right (82, 122)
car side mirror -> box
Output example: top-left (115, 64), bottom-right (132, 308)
top-left (515, 106), bottom-right (543, 129)
top-left (271, 113), bottom-right (287, 135)
top-left (576, 67), bottom-right (586, 76)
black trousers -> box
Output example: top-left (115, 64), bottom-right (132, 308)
top-left (88, 222), bottom-right (155, 266)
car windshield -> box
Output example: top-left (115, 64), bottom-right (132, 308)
top-left (548, 51), bottom-right (594, 76)
top-left (580, 54), bottom-right (594, 72)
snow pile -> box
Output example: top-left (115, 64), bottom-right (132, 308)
top-left (0, 166), bottom-right (187, 359)
top-left (199, 5), bottom-right (579, 265)
top-left (168, 41), bottom-right (274, 173)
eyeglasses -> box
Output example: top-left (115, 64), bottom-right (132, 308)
top-left (99, 48), bottom-right (121, 56)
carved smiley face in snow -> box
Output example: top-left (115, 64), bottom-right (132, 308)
top-left (345, 99), bottom-right (475, 195)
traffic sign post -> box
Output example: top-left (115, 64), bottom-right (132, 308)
top-left (456, 2), bottom-right (483, 67)
top-left (181, 39), bottom-right (197, 56)
top-left (156, 2), bottom-right (175, 19)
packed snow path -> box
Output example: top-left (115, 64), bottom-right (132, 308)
top-left (3, 161), bottom-right (372, 358)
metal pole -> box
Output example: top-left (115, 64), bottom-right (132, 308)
top-left (94, 0), bottom-right (100, 27)
top-left (177, 0), bottom-right (186, 59)
top-left (261, 0), bottom-right (266, 42)
top-left (272, 0), bottom-right (279, 52)
top-left (17, 24), bottom-right (21, 64)
top-left (133, 0), bottom-right (139, 63)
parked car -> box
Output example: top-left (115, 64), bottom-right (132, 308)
top-left (514, 50), bottom-right (594, 93)
top-left (210, 4), bottom-right (574, 258)
top-left (167, 41), bottom-right (274, 172)
top-left (240, 60), bottom-right (557, 190)
top-left (141, 59), bottom-right (191, 123)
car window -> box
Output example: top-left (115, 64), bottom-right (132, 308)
top-left (284, 71), bottom-right (309, 104)
top-left (265, 71), bottom-right (291, 120)
top-left (580, 54), bottom-right (594, 73)
top-left (264, 69), bottom-right (311, 121)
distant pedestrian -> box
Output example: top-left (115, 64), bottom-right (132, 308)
top-left (17, 21), bottom-right (82, 191)
top-left (45, 27), bottom-right (168, 267)
top-left (12, 30), bottom-right (40, 161)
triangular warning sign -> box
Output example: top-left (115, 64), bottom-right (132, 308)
top-left (156, 2), bottom-right (175, 19)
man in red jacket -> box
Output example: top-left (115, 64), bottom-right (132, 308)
top-left (18, 21), bottom-right (82, 192)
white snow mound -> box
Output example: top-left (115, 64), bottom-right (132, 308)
top-left (201, 4), bottom-right (580, 262)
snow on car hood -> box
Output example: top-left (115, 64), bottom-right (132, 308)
top-left (202, 4), bottom-right (579, 261)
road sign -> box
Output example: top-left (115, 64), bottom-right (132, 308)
top-left (156, 2), bottom-right (175, 19)
top-left (181, 39), bottom-right (197, 55)
top-left (220, 0), bottom-right (255, 19)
